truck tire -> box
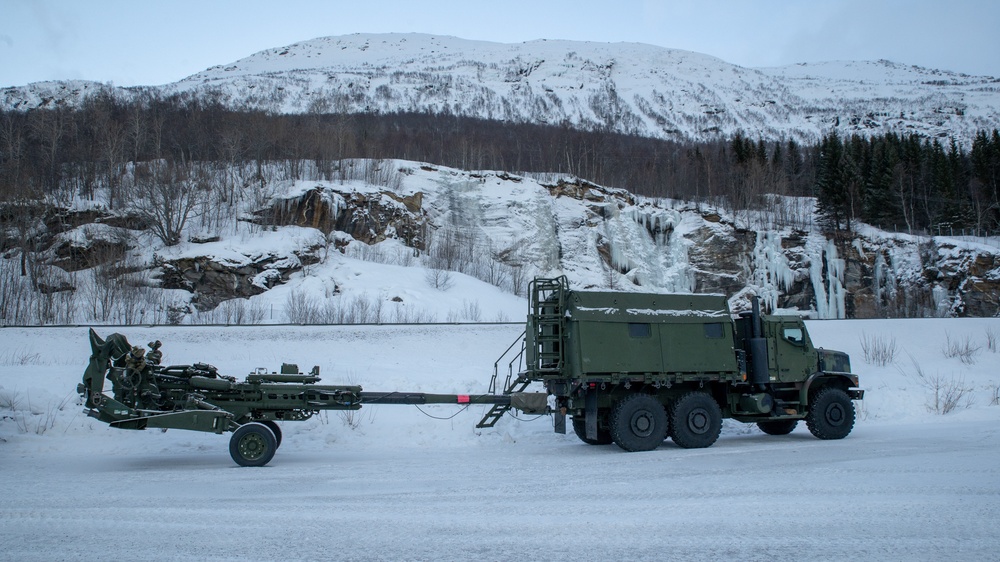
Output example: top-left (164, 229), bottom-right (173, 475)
top-left (756, 419), bottom-right (798, 435)
top-left (806, 387), bottom-right (855, 440)
top-left (572, 417), bottom-right (613, 445)
top-left (229, 422), bottom-right (277, 467)
top-left (669, 392), bottom-right (723, 449)
top-left (610, 394), bottom-right (668, 452)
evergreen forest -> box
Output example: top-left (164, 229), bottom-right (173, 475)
top-left (2, 90), bottom-right (1000, 239)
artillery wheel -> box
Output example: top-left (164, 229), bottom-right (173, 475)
top-left (259, 420), bottom-right (283, 449)
top-left (229, 422), bottom-right (277, 467)
top-left (757, 419), bottom-right (798, 436)
top-left (610, 394), bottom-right (668, 452)
top-left (806, 387), bottom-right (855, 440)
top-left (669, 392), bottom-right (722, 449)
top-left (572, 417), bottom-right (613, 445)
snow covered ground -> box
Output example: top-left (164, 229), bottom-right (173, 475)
top-left (2, 318), bottom-right (1000, 560)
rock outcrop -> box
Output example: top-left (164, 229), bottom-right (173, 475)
top-left (3, 163), bottom-right (999, 321)
top-left (157, 246), bottom-right (325, 311)
top-left (252, 185), bottom-right (426, 249)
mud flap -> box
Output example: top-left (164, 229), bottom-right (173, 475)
top-left (585, 390), bottom-right (598, 441)
top-left (554, 409), bottom-right (566, 434)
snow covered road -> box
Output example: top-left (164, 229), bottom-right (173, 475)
top-left (2, 321), bottom-right (1000, 560)
top-left (2, 418), bottom-right (998, 561)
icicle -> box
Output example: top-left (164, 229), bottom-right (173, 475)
top-left (808, 238), bottom-right (847, 319)
top-left (750, 231), bottom-right (796, 313)
top-left (932, 284), bottom-right (950, 317)
top-left (828, 239), bottom-right (846, 319)
top-left (873, 251), bottom-right (885, 305)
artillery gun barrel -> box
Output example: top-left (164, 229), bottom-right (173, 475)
top-left (358, 391), bottom-right (512, 406)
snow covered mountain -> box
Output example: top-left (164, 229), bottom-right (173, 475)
top-left (4, 33), bottom-right (999, 145)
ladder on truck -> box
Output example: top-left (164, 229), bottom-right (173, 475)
top-left (530, 276), bottom-right (569, 372)
top-left (476, 276), bottom-right (569, 428)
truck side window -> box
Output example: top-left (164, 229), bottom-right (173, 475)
top-left (628, 323), bottom-right (651, 338)
top-left (783, 327), bottom-right (804, 345)
top-left (703, 322), bottom-right (724, 339)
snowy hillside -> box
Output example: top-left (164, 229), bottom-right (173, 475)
top-left (4, 33), bottom-right (999, 145)
top-left (1, 319), bottom-right (999, 559)
top-left (5, 158), bottom-right (1000, 326)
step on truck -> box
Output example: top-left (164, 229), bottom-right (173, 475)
top-left (479, 276), bottom-right (864, 451)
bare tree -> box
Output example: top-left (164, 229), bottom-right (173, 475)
top-left (130, 160), bottom-right (202, 246)
top-left (98, 115), bottom-right (126, 209)
top-left (424, 266), bottom-right (454, 291)
top-left (28, 108), bottom-right (72, 195)
top-left (0, 113), bottom-right (27, 199)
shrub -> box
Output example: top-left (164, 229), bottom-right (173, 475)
top-left (942, 332), bottom-right (981, 365)
top-left (859, 332), bottom-right (898, 366)
top-left (986, 327), bottom-right (997, 353)
top-left (285, 290), bottom-right (320, 324)
top-left (900, 356), bottom-right (975, 414)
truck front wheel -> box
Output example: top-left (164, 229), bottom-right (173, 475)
top-left (610, 394), bottom-right (668, 452)
top-left (806, 387), bottom-right (856, 440)
top-left (669, 392), bottom-right (723, 449)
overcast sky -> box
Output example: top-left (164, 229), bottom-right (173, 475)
top-left (2, 0), bottom-right (999, 88)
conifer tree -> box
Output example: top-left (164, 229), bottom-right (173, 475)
top-left (815, 132), bottom-right (850, 231)
top-left (970, 129), bottom-right (1000, 229)
top-left (863, 137), bottom-right (898, 228)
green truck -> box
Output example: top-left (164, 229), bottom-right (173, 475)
top-left (478, 276), bottom-right (863, 452)
top-left (79, 276), bottom-right (862, 466)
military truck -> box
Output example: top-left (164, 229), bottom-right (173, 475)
top-left (478, 276), bottom-right (863, 452)
top-left (79, 276), bottom-right (861, 466)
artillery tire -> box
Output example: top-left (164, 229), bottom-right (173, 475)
top-left (669, 392), bottom-right (723, 449)
top-left (259, 420), bottom-right (283, 449)
top-left (229, 422), bottom-right (277, 467)
top-left (806, 387), bottom-right (855, 440)
top-left (572, 417), bottom-right (613, 445)
top-left (757, 419), bottom-right (798, 436)
top-left (610, 394), bottom-right (668, 452)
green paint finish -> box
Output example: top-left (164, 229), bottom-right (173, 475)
top-left (521, 277), bottom-right (863, 448)
top-left (540, 283), bottom-right (740, 379)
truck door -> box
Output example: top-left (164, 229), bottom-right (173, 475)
top-left (772, 319), bottom-right (816, 381)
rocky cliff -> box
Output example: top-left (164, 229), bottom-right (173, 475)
top-left (2, 160), bottom-right (998, 323)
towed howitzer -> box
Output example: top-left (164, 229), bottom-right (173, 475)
top-left (78, 328), bottom-right (547, 467)
top-left (80, 276), bottom-right (864, 467)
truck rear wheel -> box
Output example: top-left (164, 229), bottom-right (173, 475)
top-left (757, 419), bottom-right (798, 435)
top-left (669, 392), bottom-right (723, 449)
top-left (610, 394), bottom-right (668, 452)
top-left (572, 417), bottom-right (613, 445)
top-left (806, 387), bottom-right (855, 440)
top-left (229, 422), bottom-right (277, 467)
